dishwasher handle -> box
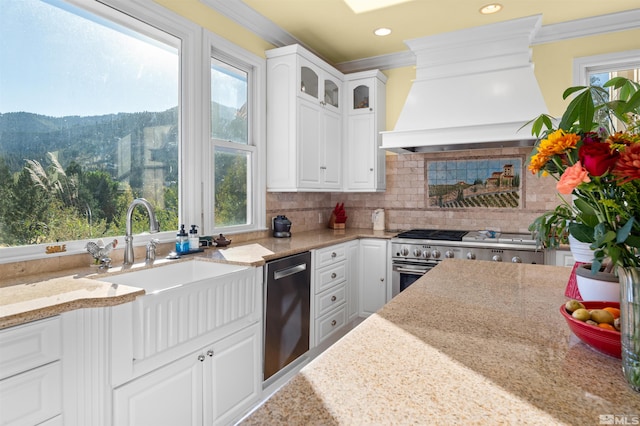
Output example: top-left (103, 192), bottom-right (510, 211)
top-left (274, 263), bottom-right (307, 280)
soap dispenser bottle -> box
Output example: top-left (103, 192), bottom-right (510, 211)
top-left (176, 224), bottom-right (189, 254)
top-left (189, 225), bottom-right (199, 251)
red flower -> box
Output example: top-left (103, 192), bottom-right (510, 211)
top-left (578, 138), bottom-right (619, 177)
top-left (613, 143), bottom-right (640, 184)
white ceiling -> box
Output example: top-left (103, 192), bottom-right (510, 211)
top-left (203, 0), bottom-right (640, 71)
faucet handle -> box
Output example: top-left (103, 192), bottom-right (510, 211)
top-left (98, 257), bottom-right (112, 270)
top-left (146, 239), bottom-right (159, 262)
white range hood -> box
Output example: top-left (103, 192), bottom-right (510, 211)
top-left (381, 15), bottom-right (548, 153)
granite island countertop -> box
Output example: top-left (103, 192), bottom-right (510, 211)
top-left (243, 259), bottom-right (640, 425)
top-left (0, 228), bottom-right (396, 329)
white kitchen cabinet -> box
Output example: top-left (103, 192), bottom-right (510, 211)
top-left (113, 322), bottom-right (261, 426)
top-left (0, 316), bottom-right (62, 426)
top-left (312, 243), bottom-right (349, 347)
top-left (346, 240), bottom-right (360, 322)
top-left (359, 239), bottom-right (388, 316)
top-left (344, 70), bottom-right (387, 192)
top-left (552, 249), bottom-right (574, 266)
top-left (266, 44), bottom-right (344, 192)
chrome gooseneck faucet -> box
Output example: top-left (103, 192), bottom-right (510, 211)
top-left (124, 198), bottom-right (160, 266)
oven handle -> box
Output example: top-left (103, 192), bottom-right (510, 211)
top-left (393, 266), bottom-right (431, 275)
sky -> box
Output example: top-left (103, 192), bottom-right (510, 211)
top-left (0, 0), bottom-right (180, 117)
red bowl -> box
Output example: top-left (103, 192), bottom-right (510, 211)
top-left (559, 301), bottom-right (621, 358)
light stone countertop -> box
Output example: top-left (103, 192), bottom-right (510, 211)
top-left (0, 228), bottom-right (396, 329)
top-left (242, 259), bottom-right (640, 425)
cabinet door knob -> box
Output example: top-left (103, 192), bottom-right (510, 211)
top-left (331, 272), bottom-right (337, 279)
top-left (198, 354), bottom-right (205, 362)
top-left (331, 295), bottom-right (337, 302)
top-left (380, 278), bottom-right (384, 282)
top-left (207, 350), bottom-right (214, 357)
top-left (331, 252), bottom-right (337, 258)
top-left (331, 320), bottom-right (337, 326)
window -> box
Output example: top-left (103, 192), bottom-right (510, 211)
top-left (206, 48), bottom-right (264, 234)
top-left (0, 0), bottom-right (180, 258)
top-left (574, 50), bottom-right (640, 134)
top-left (0, 0), bottom-right (264, 263)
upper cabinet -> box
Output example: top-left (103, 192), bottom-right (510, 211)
top-left (266, 45), bottom-right (344, 192)
top-left (266, 44), bottom-right (386, 193)
top-left (299, 58), bottom-right (341, 113)
top-left (344, 70), bottom-right (387, 192)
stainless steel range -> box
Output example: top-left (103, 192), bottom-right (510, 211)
top-left (391, 229), bottom-right (544, 297)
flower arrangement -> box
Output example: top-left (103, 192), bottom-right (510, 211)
top-left (527, 76), bottom-right (640, 272)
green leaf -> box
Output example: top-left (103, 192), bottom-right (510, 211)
top-left (617, 217), bottom-right (635, 243)
top-left (573, 197), bottom-right (596, 215)
top-left (569, 222), bottom-right (594, 243)
top-left (562, 86), bottom-right (587, 99)
top-left (623, 89), bottom-right (640, 115)
top-left (625, 235), bottom-right (640, 249)
top-left (560, 90), bottom-right (595, 132)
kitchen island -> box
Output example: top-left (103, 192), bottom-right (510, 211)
top-left (243, 259), bottom-right (640, 424)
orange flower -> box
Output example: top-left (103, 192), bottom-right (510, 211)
top-left (527, 129), bottom-right (579, 174)
top-left (614, 143), bottom-right (640, 184)
top-left (556, 161), bottom-right (590, 194)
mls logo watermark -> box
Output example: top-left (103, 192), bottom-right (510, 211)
top-left (600, 414), bottom-right (640, 425)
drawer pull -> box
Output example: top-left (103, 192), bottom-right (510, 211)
top-left (331, 252), bottom-right (337, 258)
top-left (331, 295), bottom-right (337, 302)
top-left (198, 355), bottom-right (205, 362)
top-left (207, 350), bottom-right (214, 357)
top-left (331, 320), bottom-right (337, 326)
top-left (331, 272), bottom-right (337, 279)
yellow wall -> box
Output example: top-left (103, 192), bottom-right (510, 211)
top-left (153, 0), bottom-right (274, 58)
top-left (533, 29), bottom-right (640, 116)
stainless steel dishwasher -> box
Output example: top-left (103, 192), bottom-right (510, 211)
top-left (263, 251), bottom-right (311, 382)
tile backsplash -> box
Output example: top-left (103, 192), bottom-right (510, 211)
top-left (268, 146), bottom-right (559, 234)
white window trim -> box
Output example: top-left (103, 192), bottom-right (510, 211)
top-left (200, 30), bottom-right (266, 236)
top-left (573, 50), bottom-right (640, 85)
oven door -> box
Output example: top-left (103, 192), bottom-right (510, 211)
top-left (391, 260), bottom-right (437, 298)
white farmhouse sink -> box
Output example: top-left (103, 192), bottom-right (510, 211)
top-left (100, 259), bottom-right (248, 294)
top-left (99, 258), bottom-right (259, 361)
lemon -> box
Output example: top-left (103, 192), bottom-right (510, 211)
top-left (565, 300), bottom-right (585, 313)
top-left (590, 309), bottom-right (615, 325)
top-left (572, 308), bottom-right (590, 322)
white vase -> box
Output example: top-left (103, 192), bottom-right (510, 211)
top-left (575, 263), bottom-right (619, 302)
top-left (569, 234), bottom-right (594, 263)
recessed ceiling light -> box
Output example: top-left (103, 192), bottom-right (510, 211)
top-left (479, 3), bottom-right (502, 14)
top-left (374, 27), bottom-right (392, 36)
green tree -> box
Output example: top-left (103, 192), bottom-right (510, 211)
top-left (214, 151), bottom-right (247, 227)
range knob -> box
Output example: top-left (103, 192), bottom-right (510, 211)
top-left (400, 247), bottom-right (409, 256)
top-left (424, 250), bottom-right (431, 259)
top-left (511, 256), bottom-right (522, 263)
top-left (445, 250), bottom-right (455, 259)
top-left (466, 252), bottom-right (476, 260)
top-left (431, 249), bottom-right (441, 259)
top-left (492, 254), bottom-right (502, 262)
top-left (413, 248), bottom-right (423, 257)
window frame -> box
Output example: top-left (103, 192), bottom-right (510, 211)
top-left (573, 50), bottom-right (640, 85)
top-left (199, 32), bottom-right (266, 236)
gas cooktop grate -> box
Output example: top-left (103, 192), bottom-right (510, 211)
top-left (395, 229), bottom-right (468, 241)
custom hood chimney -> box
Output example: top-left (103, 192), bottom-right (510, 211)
top-left (381, 15), bottom-right (548, 153)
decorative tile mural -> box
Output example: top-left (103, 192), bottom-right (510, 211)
top-left (427, 157), bottom-right (522, 208)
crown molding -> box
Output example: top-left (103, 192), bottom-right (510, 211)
top-left (200, 1), bottom-right (640, 72)
top-left (533, 9), bottom-right (640, 45)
